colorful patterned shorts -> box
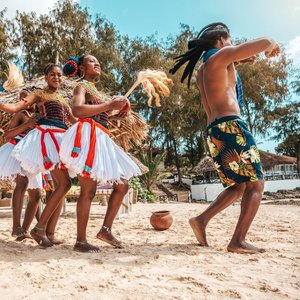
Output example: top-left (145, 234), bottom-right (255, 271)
top-left (206, 115), bottom-right (263, 188)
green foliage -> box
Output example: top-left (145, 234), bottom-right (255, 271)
top-left (129, 177), bottom-right (156, 203)
top-left (138, 151), bottom-right (165, 192)
top-left (0, 3), bottom-right (297, 175)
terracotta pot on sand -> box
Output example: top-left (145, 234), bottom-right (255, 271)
top-left (150, 210), bottom-right (173, 231)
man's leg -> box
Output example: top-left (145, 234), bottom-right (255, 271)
top-left (227, 180), bottom-right (265, 254)
top-left (189, 183), bottom-right (246, 246)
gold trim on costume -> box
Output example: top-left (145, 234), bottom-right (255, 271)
top-left (75, 80), bottom-right (106, 102)
top-left (33, 88), bottom-right (69, 107)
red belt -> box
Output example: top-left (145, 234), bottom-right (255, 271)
top-left (9, 138), bottom-right (17, 145)
top-left (71, 118), bottom-right (110, 178)
top-left (36, 125), bottom-right (66, 170)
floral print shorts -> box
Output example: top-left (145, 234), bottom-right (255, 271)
top-left (206, 115), bottom-right (263, 188)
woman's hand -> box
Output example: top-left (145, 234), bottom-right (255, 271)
top-left (25, 114), bottom-right (38, 128)
top-left (109, 96), bottom-right (127, 111)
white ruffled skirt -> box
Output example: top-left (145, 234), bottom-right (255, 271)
top-left (12, 125), bottom-right (65, 175)
top-left (0, 138), bottom-right (42, 189)
top-left (59, 121), bottom-right (141, 183)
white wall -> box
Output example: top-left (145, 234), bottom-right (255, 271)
top-left (191, 179), bottom-right (300, 202)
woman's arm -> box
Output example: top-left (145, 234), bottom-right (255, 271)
top-left (3, 113), bottom-right (36, 139)
top-left (66, 106), bottom-right (78, 124)
top-left (0, 92), bottom-right (38, 113)
top-left (71, 85), bottom-right (127, 118)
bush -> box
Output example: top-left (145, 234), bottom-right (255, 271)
top-left (130, 177), bottom-right (157, 203)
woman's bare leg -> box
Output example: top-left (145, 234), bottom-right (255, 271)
top-left (45, 177), bottom-right (64, 244)
top-left (30, 168), bottom-right (71, 247)
top-left (96, 180), bottom-right (128, 248)
top-left (12, 175), bottom-right (28, 236)
top-left (74, 175), bottom-right (99, 253)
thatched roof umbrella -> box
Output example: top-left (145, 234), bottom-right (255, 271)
top-left (192, 155), bottom-right (216, 174)
top-left (259, 150), bottom-right (296, 170)
top-left (0, 76), bottom-right (149, 151)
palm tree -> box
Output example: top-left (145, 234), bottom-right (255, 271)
top-left (138, 151), bottom-right (165, 192)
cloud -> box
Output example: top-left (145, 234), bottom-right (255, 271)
top-left (1, 0), bottom-right (78, 19)
top-left (286, 36), bottom-right (300, 67)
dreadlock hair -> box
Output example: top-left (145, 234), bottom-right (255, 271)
top-left (63, 55), bottom-right (88, 77)
top-left (43, 63), bottom-right (61, 75)
top-left (169, 22), bottom-right (230, 87)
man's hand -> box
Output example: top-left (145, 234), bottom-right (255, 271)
top-left (265, 43), bottom-right (280, 58)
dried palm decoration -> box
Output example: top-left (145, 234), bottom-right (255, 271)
top-left (124, 69), bottom-right (173, 107)
top-left (109, 111), bottom-right (149, 152)
top-left (3, 62), bottom-right (24, 91)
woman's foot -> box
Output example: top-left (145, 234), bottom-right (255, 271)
top-left (15, 228), bottom-right (32, 242)
top-left (46, 233), bottom-right (65, 245)
top-left (73, 241), bottom-right (100, 253)
top-left (96, 226), bottom-right (123, 249)
top-left (30, 227), bottom-right (53, 248)
top-left (12, 226), bottom-right (23, 237)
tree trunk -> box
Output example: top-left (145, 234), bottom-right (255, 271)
top-left (297, 141), bottom-right (300, 174)
top-left (171, 136), bottom-right (182, 185)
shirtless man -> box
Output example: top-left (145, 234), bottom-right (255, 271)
top-left (170, 22), bottom-right (280, 254)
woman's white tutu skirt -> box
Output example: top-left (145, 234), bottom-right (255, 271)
top-left (59, 121), bottom-right (142, 183)
top-left (12, 125), bottom-right (65, 175)
top-left (0, 139), bottom-right (42, 189)
top-left (0, 140), bottom-right (24, 179)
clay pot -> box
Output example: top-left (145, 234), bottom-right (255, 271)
top-left (150, 210), bottom-right (173, 231)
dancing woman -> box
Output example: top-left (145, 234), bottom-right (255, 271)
top-left (0, 64), bottom-right (77, 247)
top-left (61, 55), bottom-right (141, 252)
top-left (0, 88), bottom-right (42, 239)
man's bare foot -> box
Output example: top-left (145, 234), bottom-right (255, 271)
top-left (96, 226), bottom-right (123, 249)
top-left (30, 227), bottom-right (53, 248)
top-left (227, 241), bottom-right (266, 254)
top-left (74, 241), bottom-right (100, 253)
top-left (15, 228), bottom-right (32, 242)
top-left (189, 217), bottom-right (208, 246)
top-left (47, 234), bottom-right (65, 245)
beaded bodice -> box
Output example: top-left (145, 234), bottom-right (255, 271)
top-left (76, 80), bottom-right (109, 124)
top-left (33, 88), bottom-right (69, 123)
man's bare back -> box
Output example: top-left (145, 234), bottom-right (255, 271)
top-left (196, 54), bottom-right (240, 124)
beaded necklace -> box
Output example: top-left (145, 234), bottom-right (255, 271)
top-left (33, 88), bottom-right (69, 107)
top-left (76, 80), bottom-right (105, 101)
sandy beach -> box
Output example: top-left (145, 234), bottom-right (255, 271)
top-left (0, 201), bottom-right (299, 300)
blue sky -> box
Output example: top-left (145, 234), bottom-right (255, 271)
top-left (2, 0), bottom-right (300, 153)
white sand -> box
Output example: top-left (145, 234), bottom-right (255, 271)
top-left (0, 202), bottom-right (299, 299)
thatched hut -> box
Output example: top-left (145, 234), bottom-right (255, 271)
top-left (192, 155), bottom-right (218, 181)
